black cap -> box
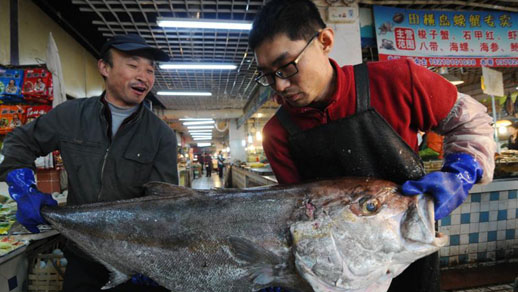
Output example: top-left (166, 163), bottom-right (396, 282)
top-left (100, 34), bottom-right (170, 62)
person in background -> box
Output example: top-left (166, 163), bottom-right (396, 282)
top-left (507, 122), bottom-right (518, 150)
top-left (249, 1), bottom-right (495, 291)
top-left (0, 34), bottom-right (177, 292)
top-left (217, 150), bottom-right (225, 178)
top-left (204, 152), bottom-right (213, 177)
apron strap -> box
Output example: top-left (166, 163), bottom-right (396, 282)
top-left (353, 63), bottom-right (371, 113)
top-left (275, 106), bottom-right (301, 135)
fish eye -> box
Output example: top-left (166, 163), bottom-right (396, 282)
top-left (360, 197), bottom-right (381, 215)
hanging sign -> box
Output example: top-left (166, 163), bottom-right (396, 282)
top-left (373, 5), bottom-right (518, 67)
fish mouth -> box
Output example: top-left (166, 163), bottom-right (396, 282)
top-left (424, 196), bottom-right (448, 247)
top-left (402, 194), bottom-right (448, 247)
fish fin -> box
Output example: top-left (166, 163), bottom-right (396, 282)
top-left (99, 264), bottom-right (130, 290)
top-left (229, 237), bottom-right (283, 286)
top-left (144, 181), bottom-right (198, 197)
top-left (229, 237), bottom-right (280, 265)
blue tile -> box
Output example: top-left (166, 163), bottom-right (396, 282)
top-left (490, 192), bottom-right (500, 201)
top-left (440, 256), bottom-right (449, 267)
top-left (469, 233), bottom-right (479, 243)
top-left (441, 215), bottom-right (451, 226)
top-left (450, 234), bottom-right (460, 246)
top-left (459, 254), bottom-right (468, 264)
top-left (498, 210), bottom-right (508, 221)
top-left (477, 252), bottom-right (487, 261)
top-left (488, 231), bottom-right (497, 242)
top-left (516, 208), bottom-right (518, 219)
top-left (471, 193), bottom-right (481, 202)
top-left (506, 229), bottom-right (515, 240)
top-left (479, 211), bottom-right (489, 222)
top-left (461, 213), bottom-right (470, 224)
top-left (8, 276), bottom-right (17, 290)
top-left (509, 190), bottom-right (517, 199)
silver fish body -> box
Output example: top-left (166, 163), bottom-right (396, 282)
top-left (42, 177), bottom-right (447, 292)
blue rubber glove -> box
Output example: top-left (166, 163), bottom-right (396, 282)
top-left (6, 168), bottom-right (57, 233)
top-left (402, 153), bottom-right (483, 220)
top-left (131, 274), bottom-right (159, 286)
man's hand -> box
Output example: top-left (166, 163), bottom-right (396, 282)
top-left (6, 168), bottom-right (57, 233)
top-left (402, 153), bottom-right (483, 220)
top-left (131, 273), bottom-right (159, 286)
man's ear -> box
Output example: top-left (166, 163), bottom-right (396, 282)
top-left (319, 28), bottom-right (334, 55)
top-left (98, 59), bottom-right (110, 79)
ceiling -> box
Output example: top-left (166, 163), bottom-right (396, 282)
top-left (31, 0), bottom-right (518, 141)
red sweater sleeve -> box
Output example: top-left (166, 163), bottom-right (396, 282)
top-left (262, 115), bottom-right (301, 184)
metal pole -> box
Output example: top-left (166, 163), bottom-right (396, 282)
top-left (10, 0), bottom-right (19, 65)
top-left (491, 95), bottom-right (501, 153)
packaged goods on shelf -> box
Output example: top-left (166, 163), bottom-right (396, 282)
top-left (0, 68), bottom-right (24, 103)
top-left (0, 105), bottom-right (27, 135)
top-left (22, 68), bottom-right (53, 104)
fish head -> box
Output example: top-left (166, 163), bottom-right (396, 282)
top-left (290, 179), bottom-right (447, 292)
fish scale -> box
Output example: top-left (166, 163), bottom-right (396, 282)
top-left (42, 177), bottom-right (447, 292)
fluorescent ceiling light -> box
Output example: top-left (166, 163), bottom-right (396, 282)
top-left (180, 118), bottom-right (213, 121)
top-left (189, 130), bottom-right (213, 133)
top-left (197, 142), bottom-right (211, 147)
top-left (183, 121), bottom-right (215, 126)
top-left (191, 132), bottom-right (212, 135)
top-left (188, 125), bottom-right (215, 129)
top-left (157, 18), bottom-right (252, 30)
top-left (160, 63), bottom-right (237, 70)
top-left (194, 137), bottom-right (212, 140)
top-left (157, 91), bottom-right (212, 96)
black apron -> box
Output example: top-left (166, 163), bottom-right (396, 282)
top-left (275, 63), bottom-right (439, 292)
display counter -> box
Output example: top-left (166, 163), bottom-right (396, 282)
top-left (231, 165), bottom-right (277, 188)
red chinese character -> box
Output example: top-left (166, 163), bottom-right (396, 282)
top-left (418, 29), bottom-right (427, 39)
top-left (429, 30), bottom-right (438, 39)
top-left (486, 31), bottom-right (495, 40)
top-left (480, 43), bottom-right (489, 52)
top-left (474, 31), bottom-right (483, 39)
top-left (430, 42), bottom-right (438, 51)
top-left (440, 30), bottom-right (449, 40)
top-left (394, 28), bottom-right (416, 51)
top-left (508, 31), bottom-right (518, 40)
top-left (419, 42), bottom-right (429, 50)
top-left (463, 31), bottom-right (472, 40)
top-left (490, 43), bottom-right (499, 52)
top-left (460, 43), bottom-right (469, 52)
top-left (450, 42), bottom-right (459, 52)
top-left (511, 43), bottom-right (518, 52)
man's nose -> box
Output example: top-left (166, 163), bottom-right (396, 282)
top-left (272, 76), bottom-right (290, 93)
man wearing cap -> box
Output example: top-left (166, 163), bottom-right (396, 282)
top-left (0, 34), bottom-right (176, 291)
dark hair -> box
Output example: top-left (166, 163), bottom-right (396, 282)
top-left (249, 0), bottom-right (326, 50)
top-left (100, 48), bottom-right (113, 67)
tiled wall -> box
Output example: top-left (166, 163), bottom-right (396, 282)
top-left (438, 180), bottom-right (518, 268)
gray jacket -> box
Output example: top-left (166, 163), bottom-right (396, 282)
top-left (0, 93), bottom-right (178, 205)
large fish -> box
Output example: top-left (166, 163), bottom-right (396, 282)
top-left (42, 177), bottom-right (447, 292)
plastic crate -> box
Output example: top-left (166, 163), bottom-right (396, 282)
top-left (28, 253), bottom-right (66, 292)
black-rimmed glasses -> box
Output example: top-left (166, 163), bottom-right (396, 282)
top-left (255, 32), bottom-right (320, 87)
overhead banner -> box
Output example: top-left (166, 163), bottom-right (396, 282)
top-left (373, 5), bottom-right (518, 67)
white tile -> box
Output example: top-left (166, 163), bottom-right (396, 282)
top-left (452, 214), bottom-right (460, 225)
top-left (508, 199), bottom-right (517, 209)
top-left (487, 241), bottom-right (496, 251)
top-left (506, 240), bottom-right (515, 249)
top-left (440, 247), bottom-right (449, 257)
top-left (489, 221), bottom-right (498, 231)
top-left (471, 202), bottom-right (480, 213)
top-left (479, 222), bottom-right (488, 232)
top-left (478, 242), bottom-right (487, 251)
top-left (469, 223), bottom-right (479, 233)
top-left (507, 219), bottom-right (516, 229)
top-left (459, 244), bottom-right (468, 254)
top-left (481, 193), bottom-right (490, 202)
top-left (489, 210), bottom-right (498, 221)
top-left (468, 243), bottom-right (478, 253)
top-left (468, 253), bottom-right (477, 263)
top-left (479, 231), bottom-right (488, 243)
top-left (450, 225), bottom-right (460, 234)
top-left (499, 200), bottom-right (509, 210)
top-left (480, 201), bottom-right (489, 212)
top-left (497, 230), bottom-right (506, 241)
top-left (497, 220), bottom-right (507, 230)
top-left (439, 226), bottom-right (451, 234)
top-left (509, 208), bottom-right (517, 219)
top-left (471, 213), bottom-right (480, 223)
top-left (497, 240), bottom-right (506, 249)
top-left (451, 207), bottom-right (461, 215)
top-left (490, 201), bottom-right (499, 211)
top-left (449, 246), bottom-right (459, 255)
top-left (460, 224), bottom-right (470, 234)
top-left (461, 203), bottom-right (471, 213)
top-left (460, 234), bottom-right (469, 244)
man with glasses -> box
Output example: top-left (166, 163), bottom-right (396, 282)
top-left (250, 1), bottom-right (495, 292)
